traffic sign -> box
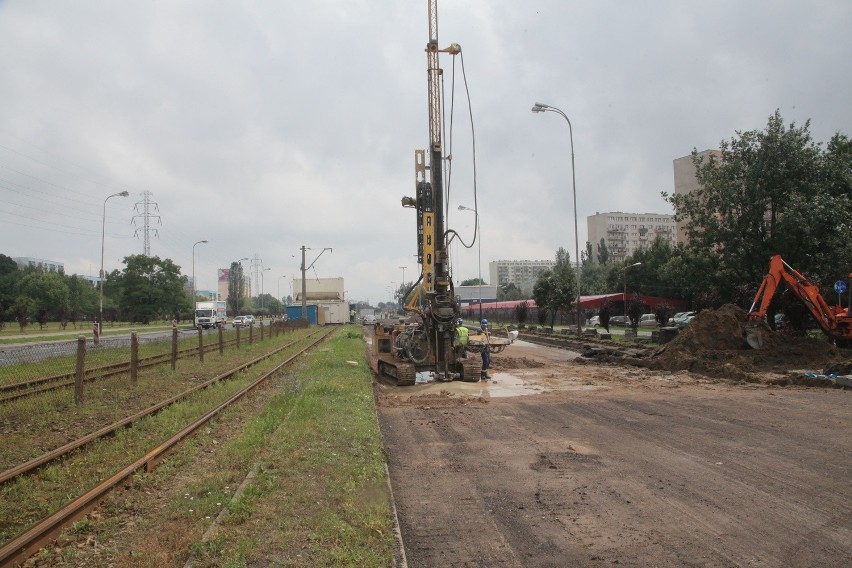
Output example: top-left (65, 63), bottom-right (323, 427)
top-left (835, 280), bottom-right (848, 295)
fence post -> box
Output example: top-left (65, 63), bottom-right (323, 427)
top-left (236, 325), bottom-right (241, 349)
top-left (249, 323), bottom-right (254, 345)
top-left (218, 323), bottom-right (224, 355)
top-left (198, 328), bottom-right (204, 362)
top-left (260, 321), bottom-right (264, 341)
top-left (75, 336), bottom-right (86, 405)
top-left (171, 327), bottom-right (178, 370)
top-left (130, 332), bottom-right (138, 386)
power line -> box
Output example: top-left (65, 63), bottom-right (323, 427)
top-left (132, 190), bottom-right (161, 256)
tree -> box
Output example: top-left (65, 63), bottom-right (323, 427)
top-left (117, 255), bottom-right (189, 323)
top-left (18, 271), bottom-right (69, 321)
top-left (532, 270), bottom-right (557, 328)
top-left (596, 238), bottom-right (610, 265)
top-left (66, 275), bottom-right (97, 326)
top-left (664, 110), bottom-right (852, 301)
top-left (460, 278), bottom-right (486, 286)
top-left (497, 283), bottom-right (524, 301)
top-left (228, 262), bottom-right (246, 315)
top-left (533, 248), bottom-right (579, 329)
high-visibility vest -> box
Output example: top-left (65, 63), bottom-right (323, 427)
top-left (455, 326), bottom-right (469, 346)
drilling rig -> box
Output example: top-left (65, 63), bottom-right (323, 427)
top-left (371, 0), bottom-right (483, 385)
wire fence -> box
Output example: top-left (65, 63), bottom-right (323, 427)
top-left (0, 320), bottom-right (310, 390)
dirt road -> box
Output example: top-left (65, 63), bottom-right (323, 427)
top-left (375, 341), bottom-right (850, 567)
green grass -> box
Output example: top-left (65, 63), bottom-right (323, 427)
top-left (175, 329), bottom-right (396, 567)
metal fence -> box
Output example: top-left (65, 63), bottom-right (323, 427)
top-left (0, 319), bottom-right (310, 390)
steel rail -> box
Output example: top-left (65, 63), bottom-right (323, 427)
top-left (0, 329), bottom-right (325, 486)
top-left (0, 327), bottom-right (336, 567)
top-left (0, 337), bottom-right (248, 404)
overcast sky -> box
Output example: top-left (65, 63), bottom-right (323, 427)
top-left (1, 0), bottom-right (849, 305)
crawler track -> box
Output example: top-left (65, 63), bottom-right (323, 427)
top-left (0, 327), bottom-right (335, 567)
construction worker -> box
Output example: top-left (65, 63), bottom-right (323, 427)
top-left (454, 318), bottom-right (469, 359)
top-left (479, 319), bottom-right (491, 379)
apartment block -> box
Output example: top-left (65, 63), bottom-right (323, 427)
top-left (488, 259), bottom-right (555, 295)
top-left (672, 149), bottom-right (720, 244)
top-left (587, 212), bottom-right (676, 263)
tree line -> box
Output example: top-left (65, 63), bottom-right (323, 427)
top-left (530, 111), bottom-right (850, 329)
top-left (0, 254), bottom-right (287, 331)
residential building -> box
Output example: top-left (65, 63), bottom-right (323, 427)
top-left (12, 257), bottom-right (64, 273)
top-left (488, 260), bottom-right (555, 296)
top-left (217, 268), bottom-right (251, 302)
top-left (672, 149), bottom-right (721, 244)
top-left (587, 212), bottom-right (676, 263)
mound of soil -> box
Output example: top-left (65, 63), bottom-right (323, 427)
top-left (644, 304), bottom-right (845, 380)
top-left (490, 356), bottom-right (546, 370)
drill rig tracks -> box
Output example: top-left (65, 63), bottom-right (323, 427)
top-left (0, 339), bottom-right (242, 404)
top-left (0, 327), bottom-right (335, 567)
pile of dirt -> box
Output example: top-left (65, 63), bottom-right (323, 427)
top-left (643, 304), bottom-right (845, 380)
top-left (376, 389), bottom-right (488, 407)
top-left (490, 356), bottom-right (546, 370)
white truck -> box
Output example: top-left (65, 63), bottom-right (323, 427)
top-left (195, 300), bottom-right (227, 329)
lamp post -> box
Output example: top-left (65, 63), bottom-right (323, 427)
top-left (457, 204), bottom-right (482, 321)
top-left (623, 262), bottom-right (642, 314)
top-left (278, 275), bottom-right (286, 306)
top-left (532, 102), bottom-right (582, 335)
top-left (99, 190), bottom-right (130, 333)
top-left (233, 257), bottom-right (249, 316)
top-left (192, 240), bottom-right (208, 304)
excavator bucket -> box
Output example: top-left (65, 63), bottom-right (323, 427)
top-left (744, 321), bottom-right (771, 349)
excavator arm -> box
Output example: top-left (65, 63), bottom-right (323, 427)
top-left (746, 255), bottom-right (852, 348)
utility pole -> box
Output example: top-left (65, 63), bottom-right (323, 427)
top-left (299, 245), bottom-right (333, 322)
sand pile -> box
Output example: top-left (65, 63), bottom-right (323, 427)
top-left (644, 304), bottom-right (845, 380)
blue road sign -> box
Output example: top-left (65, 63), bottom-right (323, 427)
top-left (835, 280), bottom-right (848, 295)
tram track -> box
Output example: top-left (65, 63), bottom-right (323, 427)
top-left (0, 337), bottom-right (245, 404)
top-left (0, 327), bottom-right (336, 567)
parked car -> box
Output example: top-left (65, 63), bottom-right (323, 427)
top-left (589, 315), bottom-right (601, 327)
top-left (362, 314), bottom-right (378, 326)
top-left (639, 313), bottom-right (658, 328)
top-left (673, 311), bottom-right (696, 329)
top-left (608, 315), bottom-right (628, 326)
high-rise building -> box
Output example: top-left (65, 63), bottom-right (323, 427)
top-left (672, 149), bottom-right (721, 244)
top-left (488, 260), bottom-right (555, 296)
top-left (587, 212), bottom-right (676, 263)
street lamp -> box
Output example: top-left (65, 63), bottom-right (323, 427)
top-left (192, 239), bottom-right (209, 303)
top-left (99, 190), bottom-right (130, 333)
top-left (532, 102), bottom-right (582, 336)
top-left (278, 275), bottom-right (286, 306)
top-left (623, 262), bottom-right (642, 314)
top-left (458, 204), bottom-right (482, 321)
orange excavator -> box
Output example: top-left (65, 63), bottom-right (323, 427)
top-left (745, 255), bottom-right (852, 348)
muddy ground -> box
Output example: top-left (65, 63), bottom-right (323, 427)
top-left (371, 309), bottom-right (851, 567)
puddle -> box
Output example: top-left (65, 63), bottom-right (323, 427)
top-left (384, 370), bottom-right (603, 399)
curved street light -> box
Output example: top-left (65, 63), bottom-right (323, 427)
top-left (192, 240), bottom-right (209, 303)
top-left (531, 102), bottom-right (582, 336)
top-left (99, 190), bottom-right (130, 333)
